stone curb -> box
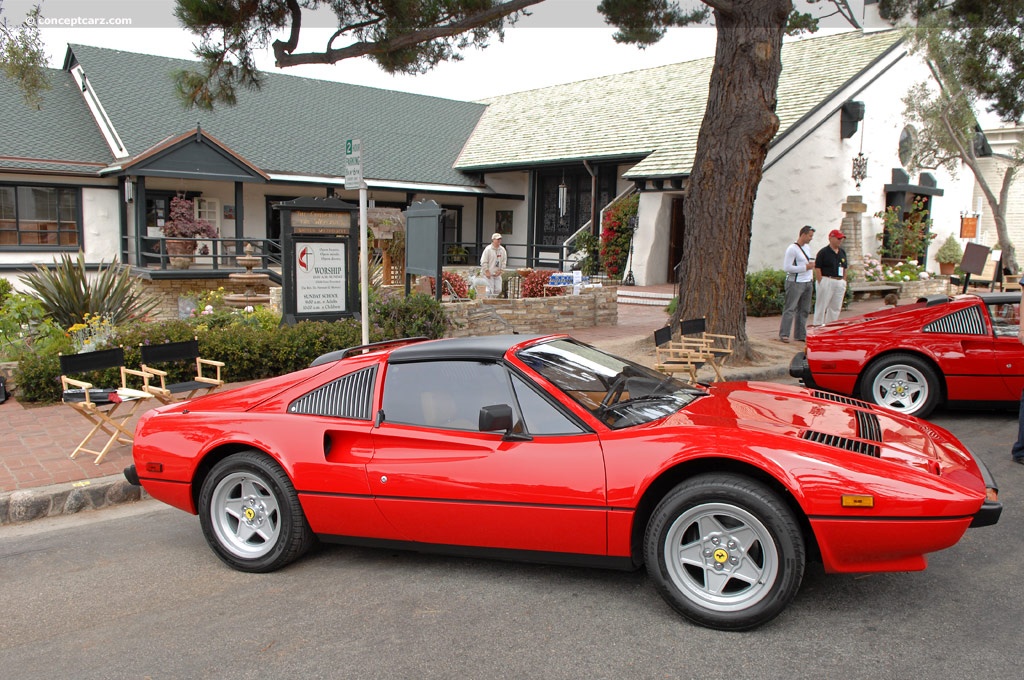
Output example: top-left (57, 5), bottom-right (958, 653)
top-left (1, 363), bottom-right (791, 526)
top-left (0, 474), bottom-right (148, 526)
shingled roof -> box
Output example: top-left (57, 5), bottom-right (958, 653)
top-left (66, 44), bottom-right (488, 187)
top-left (455, 30), bottom-right (903, 178)
top-left (0, 66), bottom-right (114, 175)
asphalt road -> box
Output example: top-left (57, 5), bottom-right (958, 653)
top-left (1, 409), bottom-right (1021, 680)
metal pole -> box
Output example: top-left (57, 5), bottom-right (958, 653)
top-left (360, 186), bottom-right (369, 346)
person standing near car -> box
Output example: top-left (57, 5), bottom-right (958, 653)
top-left (813, 229), bottom-right (849, 325)
top-left (778, 225), bottom-right (816, 343)
top-left (480, 232), bottom-right (507, 298)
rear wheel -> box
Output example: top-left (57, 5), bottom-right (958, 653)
top-left (198, 451), bottom-right (314, 572)
top-left (861, 353), bottom-right (940, 417)
top-left (644, 474), bottom-right (805, 631)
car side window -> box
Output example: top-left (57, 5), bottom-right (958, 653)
top-left (381, 360), bottom-right (515, 431)
top-left (987, 303), bottom-right (1021, 338)
top-left (510, 373), bottom-right (586, 435)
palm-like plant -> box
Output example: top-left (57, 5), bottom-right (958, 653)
top-left (19, 252), bottom-right (159, 328)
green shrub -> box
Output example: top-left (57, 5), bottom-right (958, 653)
top-left (18, 251), bottom-right (159, 327)
top-left (745, 269), bottom-right (787, 317)
top-left (0, 278), bottom-right (13, 303)
top-left (370, 290), bottom-right (448, 340)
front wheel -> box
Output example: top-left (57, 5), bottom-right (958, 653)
top-left (860, 353), bottom-right (940, 418)
top-left (198, 450), bottom-right (314, 572)
top-left (644, 474), bottom-right (805, 631)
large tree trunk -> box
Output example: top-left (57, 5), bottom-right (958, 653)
top-left (671, 0), bottom-right (791, 361)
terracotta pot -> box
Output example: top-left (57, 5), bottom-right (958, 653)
top-left (938, 262), bottom-right (955, 276)
top-left (165, 239), bottom-right (195, 269)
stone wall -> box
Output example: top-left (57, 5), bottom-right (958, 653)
top-left (444, 286), bottom-right (618, 337)
top-left (139, 278), bottom-right (272, 319)
top-left (898, 276), bottom-right (951, 299)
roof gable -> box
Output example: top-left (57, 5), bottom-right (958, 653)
top-left (121, 127), bottom-right (269, 182)
top-left (456, 30), bottom-right (904, 177)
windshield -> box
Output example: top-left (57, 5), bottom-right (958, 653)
top-left (517, 339), bottom-right (703, 429)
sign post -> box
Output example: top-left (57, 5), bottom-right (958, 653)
top-left (346, 139), bottom-right (370, 346)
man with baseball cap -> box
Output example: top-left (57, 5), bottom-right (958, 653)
top-left (813, 228), bottom-right (849, 325)
top-left (480, 232), bottom-right (508, 298)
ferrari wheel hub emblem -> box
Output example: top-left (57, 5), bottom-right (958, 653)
top-left (713, 548), bottom-right (729, 564)
top-left (891, 381), bottom-right (908, 397)
top-left (241, 497), bottom-right (265, 526)
top-left (244, 507), bottom-right (256, 521)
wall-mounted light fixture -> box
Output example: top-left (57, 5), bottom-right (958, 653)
top-left (124, 179), bottom-right (134, 203)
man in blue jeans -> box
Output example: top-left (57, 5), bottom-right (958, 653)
top-left (1012, 288), bottom-right (1024, 465)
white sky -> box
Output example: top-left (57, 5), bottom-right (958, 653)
top-left (10, 0), bottom-right (723, 101)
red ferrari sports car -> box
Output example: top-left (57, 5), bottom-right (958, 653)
top-left (126, 334), bottom-right (1000, 631)
top-left (791, 292), bottom-right (1024, 418)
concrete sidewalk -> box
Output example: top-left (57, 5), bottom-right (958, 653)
top-left (0, 287), bottom-right (880, 524)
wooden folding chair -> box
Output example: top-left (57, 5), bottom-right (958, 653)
top-left (653, 325), bottom-right (708, 383)
top-left (140, 337), bottom-right (224, 404)
top-left (60, 347), bottom-right (153, 464)
top-left (678, 317), bottom-right (735, 381)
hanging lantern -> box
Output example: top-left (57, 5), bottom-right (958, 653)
top-left (852, 152), bottom-right (868, 189)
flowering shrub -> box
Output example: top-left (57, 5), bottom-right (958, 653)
top-left (862, 254), bottom-right (930, 282)
top-left (875, 198), bottom-right (935, 261)
top-left (521, 269), bottom-right (561, 298)
top-left (426, 271), bottom-right (469, 298)
top-left (67, 313), bottom-right (114, 352)
top-left (599, 194), bottom-right (638, 279)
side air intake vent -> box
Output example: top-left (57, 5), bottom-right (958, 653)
top-left (289, 367), bottom-right (376, 420)
top-left (803, 430), bottom-right (881, 458)
top-left (923, 307), bottom-right (986, 335)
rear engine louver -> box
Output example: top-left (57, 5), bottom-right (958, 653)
top-left (803, 430), bottom-right (881, 457)
top-left (812, 391), bottom-right (874, 409)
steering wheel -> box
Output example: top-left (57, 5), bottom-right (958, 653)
top-left (599, 374), bottom-right (629, 411)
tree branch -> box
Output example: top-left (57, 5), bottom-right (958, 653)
top-left (274, 0), bottom-right (545, 68)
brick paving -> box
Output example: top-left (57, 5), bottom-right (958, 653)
top-left (0, 284), bottom-right (878, 495)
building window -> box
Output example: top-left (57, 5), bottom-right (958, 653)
top-left (0, 184), bottom-right (81, 248)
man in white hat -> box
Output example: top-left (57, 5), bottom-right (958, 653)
top-left (480, 232), bottom-right (507, 298)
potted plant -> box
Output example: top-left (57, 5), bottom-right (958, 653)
top-left (934, 234), bottom-right (963, 276)
top-left (161, 196), bottom-right (218, 268)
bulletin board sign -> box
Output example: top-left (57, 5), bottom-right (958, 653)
top-left (276, 196), bottom-right (359, 325)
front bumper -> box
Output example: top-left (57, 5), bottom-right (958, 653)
top-left (969, 455), bottom-right (1002, 528)
top-left (789, 351), bottom-right (815, 386)
top-left (123, 464), bottom-right (140, 486)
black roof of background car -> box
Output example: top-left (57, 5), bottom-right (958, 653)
top-left (388, 335), bottom-right (549, 363)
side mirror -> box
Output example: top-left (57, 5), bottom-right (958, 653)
top-left (479, 404), bottom-right (514, 432)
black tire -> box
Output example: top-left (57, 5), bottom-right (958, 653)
top-left (860, 352), bottom-right (940, 418)
top-left (198, 450), bottom-right (315, 572)
top-left (644, 474), bottom-right (805, 631)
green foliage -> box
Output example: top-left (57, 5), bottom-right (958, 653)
top-left (745, 269), bottom-right (787, 317)
top-left (935, 234), bottom-right (964, 264)
top-left (0, 292), bottom-right (64, 361)
top-left (573, 231), bottom-right (602, 276)
top-left (0, 5), bottom-right (51, 109)
top-left (18, 252), bottom-right (160, 328)
top-left (13, 316), bottom-right (366, 403)
top-left (0, 277), bottom-right (12, 302)
top-left (874, 198), bottom-right (936, 261)
top-left (370, 290), bottom-right (448, 340)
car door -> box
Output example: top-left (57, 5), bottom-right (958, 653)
top-left (987, 300), bottom-right (1024, 399)
top-left (368, 359), bottom-right (608, 555)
